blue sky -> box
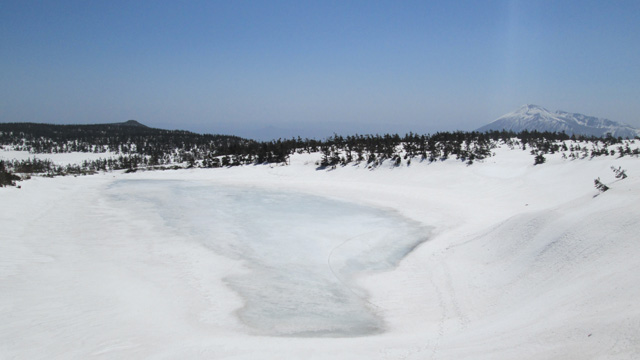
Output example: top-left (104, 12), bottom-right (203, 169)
top-left (2, 1), bottom-right (639, 139)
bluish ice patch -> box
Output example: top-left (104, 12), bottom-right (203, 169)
top-left (107, 180), bottom-right (430, 337)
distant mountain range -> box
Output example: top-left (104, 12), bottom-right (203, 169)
top-left (477, 104), bottom-right (640, 138)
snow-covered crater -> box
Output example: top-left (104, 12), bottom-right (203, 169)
top-left (106, 179), bottom-right (430, 337)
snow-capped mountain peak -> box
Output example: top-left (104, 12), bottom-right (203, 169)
top-left (515, 104), bottom-right (550, 114)
top-left (498, 104), bottom-right (562, 124)
top-left (478, 105), bottom-right (640, 138)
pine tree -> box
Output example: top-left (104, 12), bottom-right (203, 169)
top-left (0, 161), bottom-right (20, 187)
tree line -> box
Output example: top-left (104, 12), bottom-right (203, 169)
top-left (1, 122), bottom-right (638, 186)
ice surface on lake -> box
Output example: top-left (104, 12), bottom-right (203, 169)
top-left (108, 180), bottom-right (430, 337)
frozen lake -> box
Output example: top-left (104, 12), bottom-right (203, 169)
top-left (107, 180), bottom-right (430, 337)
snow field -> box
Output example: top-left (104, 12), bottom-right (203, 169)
top-left (0, 149), bottom-right (120, 165)
top-left (1, 143), bottom-right (640, 359)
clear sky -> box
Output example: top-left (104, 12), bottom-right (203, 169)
top-left (2, 0), bottom-right (639, 139)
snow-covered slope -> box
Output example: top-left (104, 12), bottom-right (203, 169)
top-left (1, 144), bottom-right (640, 359)
top-left (478, 104), bottom-right (640, 138)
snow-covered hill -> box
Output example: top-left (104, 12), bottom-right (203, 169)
top-left (478, 104), bottom-right (640, 138)
top-left (1, 143), bottom-right (640, 359)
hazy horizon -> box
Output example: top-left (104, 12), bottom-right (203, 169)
top-left (2, 1), bottom-right (639, 140)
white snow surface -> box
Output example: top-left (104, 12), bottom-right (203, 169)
top-left (2, 145), bottom-right (640, 359)
top-left (0, 149), bottom-right (119, 165)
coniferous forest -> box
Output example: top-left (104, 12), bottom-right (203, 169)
top-left (0, 121), bottom-right (638, 186)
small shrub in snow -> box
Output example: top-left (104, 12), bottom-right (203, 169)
top-left (594, 178), bottom-right (609, 192)
top-left (611, 166), bottom-right (628, 179)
